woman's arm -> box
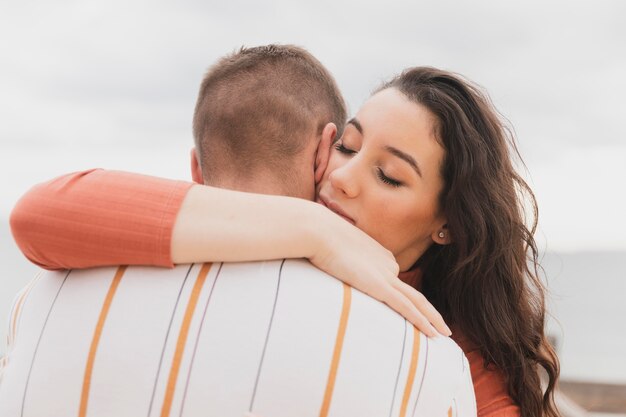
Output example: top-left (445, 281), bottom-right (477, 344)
top-left (10, 169), bottom-right (449, 336)
top-left (10, 169), bottom-right (391, 270)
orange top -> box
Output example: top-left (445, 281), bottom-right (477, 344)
top-left (10, 169), bottom-right (520, 417)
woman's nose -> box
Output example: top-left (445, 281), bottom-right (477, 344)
top-left (329, 160), bottom-right (360, 198)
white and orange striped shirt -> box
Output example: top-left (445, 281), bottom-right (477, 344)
top-left (1, 260), bottom-right (476, 417)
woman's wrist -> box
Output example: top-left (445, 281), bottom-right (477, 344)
top-left (296, 200), bottom-right (332, 261)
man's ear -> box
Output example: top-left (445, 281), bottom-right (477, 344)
top-left (190, 148), bottom-right (203, 184)
top-left (314, 122), bottom-right (337, 184)
top-left (432, 223), bottom-right (453, 245)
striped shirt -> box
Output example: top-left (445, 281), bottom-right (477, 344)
top-left (1, 260), bottom-right (475, 417)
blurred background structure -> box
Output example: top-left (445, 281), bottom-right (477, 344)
top-left (1, 1), bottom-right (624, 415)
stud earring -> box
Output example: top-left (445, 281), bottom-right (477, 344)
top-left (438, 231), bottom-right (445, 239)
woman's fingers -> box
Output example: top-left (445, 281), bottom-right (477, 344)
top-left (392, 279), bottom-right (452, 337)
top-left (308, 215), bottom-right (445, 338)
top-left (379, 284), bottom-right (438, 337)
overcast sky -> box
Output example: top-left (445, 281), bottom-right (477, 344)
top-left (1, 0), bottom-right (625, 252)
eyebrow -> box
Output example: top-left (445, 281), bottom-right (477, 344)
top-left (348, 117), bottom-right (423, 178)
top-left (385, 146), bottom-right (423, 177)
top-left (347, 118), bottom-right (363, 134)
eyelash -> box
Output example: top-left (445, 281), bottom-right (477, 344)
top-left (377, 168), bottom-right (402, 187)
top-left (334, 142), bottom-right (355, 155)
top-left (334, 142), bottom-right (403, 188)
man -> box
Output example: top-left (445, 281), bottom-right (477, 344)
top-left (3, 45), bottom-right (476, 417)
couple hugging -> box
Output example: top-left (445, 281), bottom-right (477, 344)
top-left (2, 44), bottom-right (559, 417)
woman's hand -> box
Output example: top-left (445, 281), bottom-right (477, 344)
top-left (306, 205), bottom-right (451, 338)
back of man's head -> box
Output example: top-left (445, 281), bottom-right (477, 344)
top-left (192, 44), bottom-right (347, 198)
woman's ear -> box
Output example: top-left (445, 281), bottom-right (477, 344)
top-left (314, 122), bottom-right (337, 184)
top-left (190, 148), bottom-right (203, 184)
top-left (432, 224), bottom-right (452, 245)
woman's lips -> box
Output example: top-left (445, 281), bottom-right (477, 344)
top-left (318, 196), bottom-right (356, 225)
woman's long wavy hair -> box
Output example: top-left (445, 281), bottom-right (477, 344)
top-left (378, 67), bottom-right (560, 417)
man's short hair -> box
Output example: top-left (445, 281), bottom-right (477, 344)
top-left (192, 44), bottom-right (347, 185)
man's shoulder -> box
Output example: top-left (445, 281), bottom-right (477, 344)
top-left (2, 260), bottom-right (473, 417)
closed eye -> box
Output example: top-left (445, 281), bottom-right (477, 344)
top-left (334, 142), bottom-right (356, 155)
top-left (377, 168), bottom-right (402, 187)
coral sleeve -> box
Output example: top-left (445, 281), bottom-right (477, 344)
top-left (9, 169), bottom-right (193, 270)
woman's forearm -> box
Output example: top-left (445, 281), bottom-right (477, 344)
top-left (171, 184), bottom-right (323, 264)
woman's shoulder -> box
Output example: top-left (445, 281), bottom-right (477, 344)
top-left (452, 330), bottom-right (521, 417)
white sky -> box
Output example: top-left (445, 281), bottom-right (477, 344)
top-left (1, 0), bottom-right (625, 251)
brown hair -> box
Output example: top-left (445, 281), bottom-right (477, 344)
top-left (378, 68), bottom-right (560, 416)
top-left (193, 44), bottom-right (346, 187)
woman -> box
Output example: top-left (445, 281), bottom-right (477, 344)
top-left (10, 67), bottom-right (560, 416)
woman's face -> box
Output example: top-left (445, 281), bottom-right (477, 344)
top-left (316, 88), bottom-right (448, 271)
